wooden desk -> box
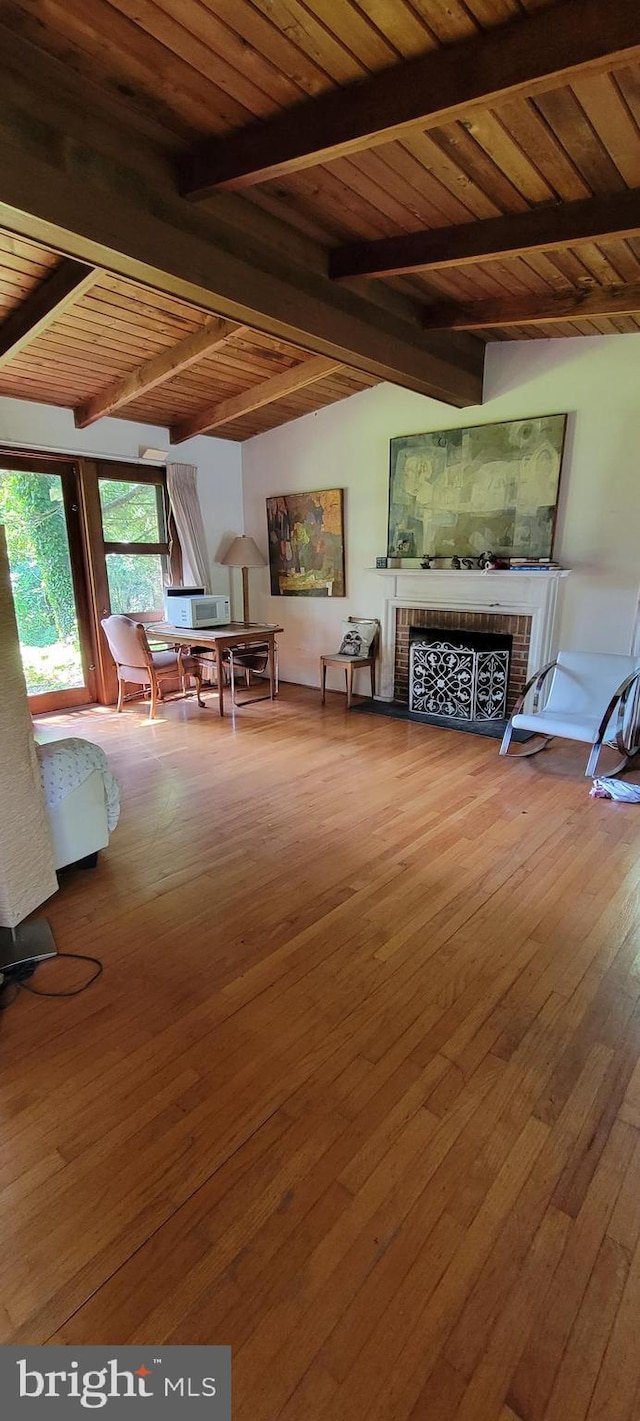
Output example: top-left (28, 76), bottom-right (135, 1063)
top-left (149, 622), bottom-right (282, 717)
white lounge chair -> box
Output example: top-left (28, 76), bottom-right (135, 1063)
top-left (500, 651), bottom-right (640, 777)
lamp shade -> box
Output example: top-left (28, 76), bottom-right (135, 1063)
top-left (222, 535), bottom-right (266, 568)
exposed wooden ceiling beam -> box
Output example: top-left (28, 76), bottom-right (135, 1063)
top-left (180, 0), bottom-right (640, 196)
top-left (74, 315), bottom-right (243, 428)
top-left (330, 188), bottom-right (640, 281)
top-left (170, 356), bottom-right (343, 443)
top-left (0, 117), bottom-right (482, 409)
top-left (421, 282), bottom-right (640, 330)
top-left (0, 258), bottom-right (97, 369)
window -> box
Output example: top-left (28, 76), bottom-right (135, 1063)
top-left (98, 471), bottom-right (170, 617)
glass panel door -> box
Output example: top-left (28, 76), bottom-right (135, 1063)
top-left (0, 462), bottom-right (94, 711)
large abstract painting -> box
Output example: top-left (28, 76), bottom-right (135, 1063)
top-left (388, 414), bottom-right (567, 561)
top-left (266, 489), bottom-right (345, 597)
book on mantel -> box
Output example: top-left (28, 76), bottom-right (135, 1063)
top-left (508, 558), bottom-right (562, 570)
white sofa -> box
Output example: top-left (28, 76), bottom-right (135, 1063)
top-left (33, 726), bottom-right (120, 871)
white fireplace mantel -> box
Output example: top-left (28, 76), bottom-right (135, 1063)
top-left (375, 569), bottom-right (569, 702)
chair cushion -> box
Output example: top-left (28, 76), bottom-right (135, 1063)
top-left (512, 710), bottom-right (603, 743)
top-left (150, 650), bottom-right (183, 671)
top-left (223, 643), bottom-right (269, 669)
top-left (118, 664), bottom-right (150, 684)
top-left (230, 653), bottom-right (268, 670)
top-left (323, 652), bottom-right (372, 664)
top-left (337, 621), bottom-right (377, 656)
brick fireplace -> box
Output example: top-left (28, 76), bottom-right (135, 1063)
top-left (375, 568), bottom-right (568, 708)
top-left (395, 606), bottom-right (532, 713)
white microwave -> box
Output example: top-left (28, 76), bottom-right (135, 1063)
top-left (165, 593), bottom-right (230, 628)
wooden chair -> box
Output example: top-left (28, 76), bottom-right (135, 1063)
top-left (101, 614), bottom-right (204, 719)
top-left (321, 617), bottom-right (380, 710)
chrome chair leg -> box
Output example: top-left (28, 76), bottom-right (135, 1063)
top-left (585, 740), bottom-right (629, 778)
top-left (500, 719), bottom-right (553, 759)
top-left (228, 643), bottom-right (278, 707)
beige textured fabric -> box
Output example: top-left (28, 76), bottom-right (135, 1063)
top-left (0, 526), bottom-right (57, 927)
top-left (166, 463), bottom-right (210, 591)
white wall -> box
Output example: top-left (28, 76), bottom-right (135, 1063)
top-left (241, 334), bottom-right (640, 690)
top-left (0, 397), bottom-right (243, 601)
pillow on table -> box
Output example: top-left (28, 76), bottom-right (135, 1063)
top-left (338, 621), bottom-right (377, 657)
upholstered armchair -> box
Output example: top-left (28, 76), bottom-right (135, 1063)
top-left (101, 614), bottom-right (204, 719)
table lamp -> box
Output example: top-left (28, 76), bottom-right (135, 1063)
top-left (222, 535), bottom-right (266, 622)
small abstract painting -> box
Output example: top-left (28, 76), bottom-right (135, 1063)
top-left (388, 414), bottom-right (567, 561)
top-left (266, 489), bottom-right (345, 597)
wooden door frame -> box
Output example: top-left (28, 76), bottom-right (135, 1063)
top-left (0, 451), bottom-right (181, 708)
top-left (0, 448), bottom-right (98, 712)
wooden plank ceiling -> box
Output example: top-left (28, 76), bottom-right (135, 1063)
top-left (1, 0), bottom-right (640, 440)
top-left (0, 232), bottom-right (378, 441)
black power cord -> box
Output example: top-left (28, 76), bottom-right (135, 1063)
top-left (0, 952), bottom-right (103, 1010)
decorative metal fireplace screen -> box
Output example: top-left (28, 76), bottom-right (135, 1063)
top-left (410, 638), bottom-right (510, 720)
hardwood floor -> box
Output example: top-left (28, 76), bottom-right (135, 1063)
top-left (4, 684), bottom-right (640, 1420)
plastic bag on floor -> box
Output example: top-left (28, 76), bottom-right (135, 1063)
top-left (590, 777), bottom-right (640, 801)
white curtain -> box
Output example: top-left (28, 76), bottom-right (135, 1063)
top-left (166, 463), bottom-right (210, 592)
